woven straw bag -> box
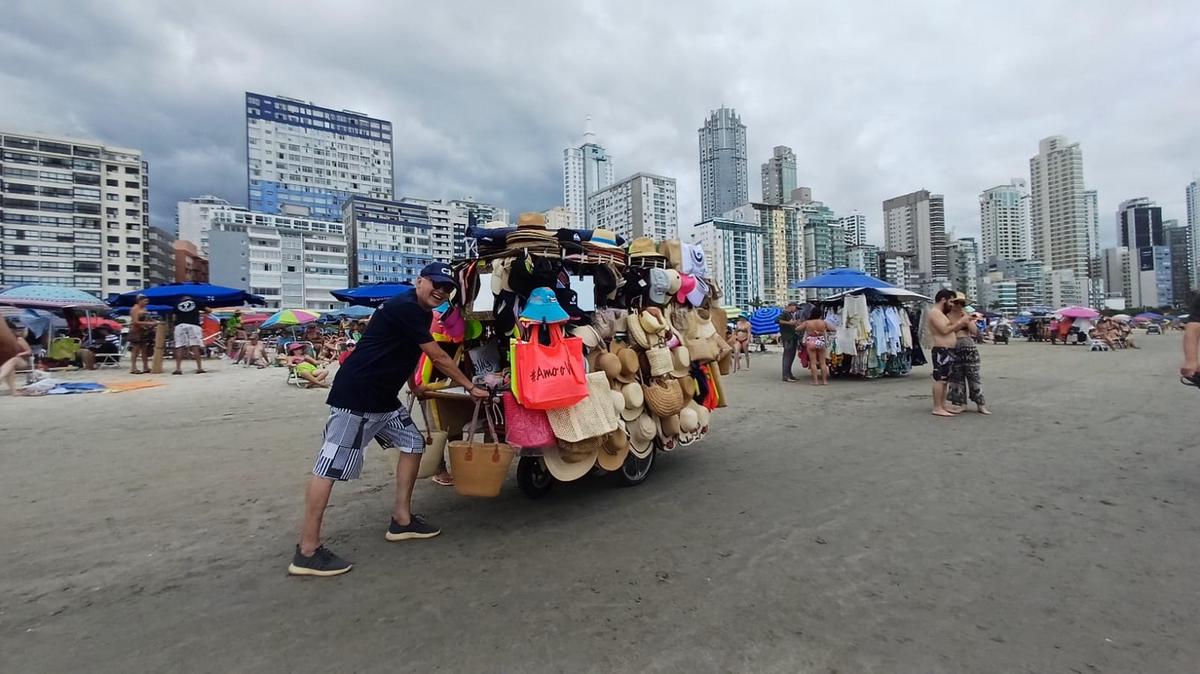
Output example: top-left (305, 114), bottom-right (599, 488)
top-left (645, 345), bottom-right (673, 377)
top-left (642, 378), bottom-right (686, 417)
top-left (448, 401), bottom-right (515, 498)
top-left (545, 371), bottom-right (619, 442)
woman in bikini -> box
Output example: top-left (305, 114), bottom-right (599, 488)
top-left (731, 317), bottom-right (752, 372)
top-left (798, 307), bottom-right (832, 385)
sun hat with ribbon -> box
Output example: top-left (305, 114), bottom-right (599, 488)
top-left (628, 236), bottom-right (665, 259)
top-left (520, 287), bottom-right (570, 324)
top-left (589, 228), bottom-right (620, 249)
top-left (628, 411), bottom-right (656, 458)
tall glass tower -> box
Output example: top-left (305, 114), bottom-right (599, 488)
top-left (698, 107), bottom-right (749, 221)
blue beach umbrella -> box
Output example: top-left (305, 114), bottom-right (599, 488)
top-left (0, 284), bottom-right (110, 310)
top-left (111, 282), bottom-right (265, 308)
top-left (748, 307), bottom-right (783, 336)
top-left (330, 283), bottom-right (415, 307)
top-left (790, 268), bottom-right (896, 289)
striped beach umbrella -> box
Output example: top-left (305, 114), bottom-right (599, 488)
top-left (261, 308), bottom-right (322, 328)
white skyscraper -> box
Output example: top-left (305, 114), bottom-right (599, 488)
top-left (245, 92), bottom-right (393, 222)
top-left (587, 173), bottom-right (677, 242)
top-left (176, 195), bottom-right (232, 254)
top-left (837, 211), bottom-right (868, 248)
top-left (882, 189), bottom-right (947, 281)
top-left (1187, 179), bottom-right (1199, 289)
top-left (1029, 135), bottom-right (1089, 304)
top-left (562, 119), bottom-right (614, 230)
top-left (979, 181), bottom-right (1029, 262)
top-left (692, 217), bottom-right (766, 310)
top-left (0, 131), bottom-right (148, 296)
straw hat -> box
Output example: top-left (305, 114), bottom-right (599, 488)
top-left (589, 228), bottom-right (620, 249)
top-left (655, 414), bottom-right (679, 452)
top-left (646, 345), bottom-right (673, 377)
top-left (628, 236), bottom-right (665, 259)
top-left (595, 351), bottom-right (622, 385)
top-left (626, 310), bottom-right (651, 349)
top-left (640, 307), bottom-right (667, 339)
top-left (628, 411), bottom-right (656, 458)
top-left (543, 438), bottom-right (598, 482)
top-left (572, 325), bottom-right (604, 350)
top-left (517, 212), bottom-right (548, 229)
top-left (597, 426), bottom-right (630, 471)
top-left (607, 388), bottom-right (626, 417)
top-left (642, 378), bottom-right (685, 417)
top-left (679, 404), bottom-right (700, 433)
top-left (670, 344), bottom-right (692, 378)
top-left (658, 239), bottom-right (683, 270)
top-left (614, 342), bottom-right (640, 384)
top-left (619, 382), bottom-right (645, 421)
top-left (686, 399), bottom-right (710, 432)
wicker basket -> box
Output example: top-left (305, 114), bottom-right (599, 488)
top-left (449, 401), bottom-right (515, 497)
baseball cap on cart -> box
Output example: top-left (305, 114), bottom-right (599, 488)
top-left (420, 262), bottom-right (458, 290)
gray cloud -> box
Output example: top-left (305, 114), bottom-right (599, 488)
top-left (3, 0), bottom-right (1197, 249)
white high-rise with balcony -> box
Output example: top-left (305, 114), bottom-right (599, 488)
top-left (979, 180), bottom-right (1029, 262)
top-left (1029, 135), bottom-right (1089, 305)
top-left (587, 173), bottom-right (677, 242)
top-left (1187, 179), bottom-right (1199, 289)
top-left (838, 211), bottom-right (868, 248)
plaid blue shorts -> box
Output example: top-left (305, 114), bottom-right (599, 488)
top-left (312, 407), bottom-right (425, 481)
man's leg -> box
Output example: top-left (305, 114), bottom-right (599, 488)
top-left (299, 475), bottom-right (335, 555)
top-left (129, 345), bottom-right (141, 373)
top-left (392, 452), bottom-right (421, 525)
top-left (193, 344), bottom-right (205, 371)
top-left (781, 339), bottom-right (796, 380)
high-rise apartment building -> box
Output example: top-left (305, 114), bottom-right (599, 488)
top-left (795, 195), bottom-right (844, 295)
top-left (145, 226), bottom-right (176, 287)
top-left (882, 189), bottom-right (947, 281)
top-left (946, 237), bottom-right (980, 301)
top-left (174, 240), bottom-right (208, 283)
top-left (176, 194), bottom-right (232, 254)
top-left (587, 173), bottom-right (677, 242)
top-left (562, 121), bottom-right (614, 230)
top-left (543, 206), bottom-right (573, 230)
top-left (1117, 197), bottom-right (1171, 307)
top-left (1186, 179), bottom-right (1199, 290)
top-left (838, 211), bottom-right (868, 248)
top-left (448, 198), bottom-right (507, 257)
top-left (1101, 246), bottom-right (1131, 306)
top-left (1029, 135), bottom-right (1089, 304)
top-left (760, 145), bottom-right (796, 206)
top-left (877, 251), bottom-right (917, 290)
top-left (245, 92), bottom-right (393, 221)
top-left (847, 244), bottom-right (880, 278)
top-left (692, 217), bottom-right (766, 310)
top-left (979, 181), bottom-right (1028, 262)
top-left (208, 211), bottom-right (347, 310)
top-left (725, 202), bottom-right (805, 305)
top-left (1, 131), bottom-right (148, 296)
top-left (1164, 220), bottom-right (1192, 305)
top-left (699, 107), bottom-right (749, 221)
top-left (342, 196), bottom-right (445, 287)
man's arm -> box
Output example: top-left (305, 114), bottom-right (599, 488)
top-left (420, 341), bottom-right (489, 398)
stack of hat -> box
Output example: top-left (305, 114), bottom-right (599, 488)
top-left (627, 236), bottom-right (668, 269)
top-left (505, 213), bottom-right (559, 255)
top-left (583, 229), bottom-right (627, 266)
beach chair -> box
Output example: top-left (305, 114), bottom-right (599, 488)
top-left (284, 341), bottom-right (315, 387)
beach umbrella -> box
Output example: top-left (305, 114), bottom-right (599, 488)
top-left (110, 282), bottom-right (265, 308)
top-left (1111, 313), bottom-right (1131, 321)
top-left (261, 308), bottom-right (322, 328)
top-left (1058, 306), bottom-right (1099, 319)
top-left (748, 307), bottom-right (783, 336)
top-left (0, 284), bottom-right (110, 310)
top-left (1134, 312), bottom-right (1163, 321)
top-left (330, 283), bottom-right (414, 307)
top-left (790, 268), bottom-right (895, 289)
top-left (825, 286), bottom-right (932, 301)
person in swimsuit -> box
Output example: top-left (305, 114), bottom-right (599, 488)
top-left (1, 321), bottom-right (32, 396)
top-left (1181, 291), bottom-right (1200, 387)
top-left (797, 306), bottom-right (832, 386)
top-left (731, 317), bottom-right (751, 372)
top-left (945, 297), bottom-right (990, 414)
top-left (925, 289), bottom-right (977, 417)
top-left (128, 294), bottom-right (157, 374)
top-left (288, 343), bottom-right (330, 388)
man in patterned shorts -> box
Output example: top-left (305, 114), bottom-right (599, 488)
top-left (288, 263), bottom-right (489, 577)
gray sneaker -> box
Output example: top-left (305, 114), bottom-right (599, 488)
top-left (385, 514), bottom-right (441, 542)
top-left (287, 545), bottom-right (353, 577)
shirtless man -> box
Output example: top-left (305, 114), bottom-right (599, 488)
top-left (128, 294), bottom-right (158, 374)
top-left (926, 289), bottom-right (976, 417)
top-left (1181, 292), bottom-right (1200, 388)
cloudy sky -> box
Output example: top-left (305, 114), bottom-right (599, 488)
top-left (3, 1), bottom-right (1198, 247)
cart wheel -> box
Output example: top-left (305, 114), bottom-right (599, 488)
top-left (615, 449), bottom-right (655, 487)
top-left (517, 456), bottom-right (554, 499)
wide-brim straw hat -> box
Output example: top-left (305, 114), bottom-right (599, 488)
top-left (596, 426), bottom-right (630, 471)
top-left (628, 236), bottom-right (666, 259)
top-left (543, 438), bottom-right (598, 482)
top-left (614, 343), bottom-right (639, 383)
top-left (619, 382), bottom-right (645, 421)
top-left (628, 411), bottom-right (656, 458)
top-left (572, 325), bottom-right (604, 350)
top-left (626, 309), bottom-right (652, 349)
top-left (655, 414), bottom-right (679, 452)
top-left (607, 388), bottom-right (626, 418)
top-left (679, 404), bottom-right (700, 433)
top-left (685, 399), bottom-right (710, 432)
top-left (670, 344), bottom-right (692, 378)
top-left (596, 351), bottom-right (622, 384)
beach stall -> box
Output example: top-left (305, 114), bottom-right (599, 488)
top-left (394, 213), bottom-right (731, 499)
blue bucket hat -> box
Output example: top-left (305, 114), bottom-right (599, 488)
top-left (519, 287), bottom-right (570, 324)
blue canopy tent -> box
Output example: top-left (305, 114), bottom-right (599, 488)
top-left (110, 283), bottom-right (265, 309)
top-left (330, 283), bottom-right (414, 308)
top-left (791, 268), bottom-right (896, 290)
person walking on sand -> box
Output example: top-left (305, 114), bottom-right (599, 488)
top-left (1180, 291), bottom-right (1200, 388)
top-left (945, 293), bottom-right (990, 414)
top-left (288, 263), bottom-right (490, 578)
top-left (797, 306), bottom-right (833, 385)
top-left (926, 289), bottom-right (976, 417)
top-left (171, 295), bottom-right (209, 375)
top-left (777, 301), bottom-right (800, 382)
top-left (1, 320), bottom-right (32, 396)
top-left (731, 317), bottom-right (751, 372)
top-left (129, 294), bottom-right (157, 374)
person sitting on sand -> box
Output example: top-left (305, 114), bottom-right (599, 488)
top-left (338, 339), bottom-right (356, 365)
top-left (2, 320), bottom-right (33, 396)
top-left (288, 343), bottom-right (330, 387)
top-left (242, 332), bottom-right (268, 368)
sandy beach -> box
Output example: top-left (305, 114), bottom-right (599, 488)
top-left (2, 334), bottom-right (1197, 673)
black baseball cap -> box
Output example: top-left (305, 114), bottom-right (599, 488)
top-left (420, 262), bottom-right (457, 290)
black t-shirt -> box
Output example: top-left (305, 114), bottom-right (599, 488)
top-left (326, 294), bottom-right (433, 413)
top-left (174, 298), bottom-right (201, 325)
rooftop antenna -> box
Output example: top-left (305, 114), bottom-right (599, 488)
top-left (583, 115), bottom-right (596, 144)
